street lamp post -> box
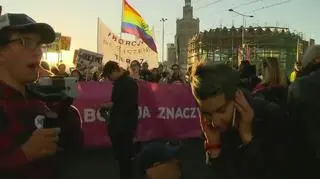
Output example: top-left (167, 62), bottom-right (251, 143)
top-left (228, 9), bottom-right (254, 61)
top-left (295, 31), bottom-right (303, 62)
top-left (160, 18), bottom-right (168, 63)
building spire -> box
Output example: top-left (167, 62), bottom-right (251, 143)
top-left (183, 0), bottom-right (193, 19)
top-left (185, 0), bottom-right (191, 6)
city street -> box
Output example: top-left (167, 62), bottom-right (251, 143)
top-left (57, 138), bottom-right (215, 179)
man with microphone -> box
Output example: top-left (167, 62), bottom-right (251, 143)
top-left (0, 13), bottom-right (83, 179)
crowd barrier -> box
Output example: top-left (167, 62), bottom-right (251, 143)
top-left (73, 81), bottom-right (201, 148)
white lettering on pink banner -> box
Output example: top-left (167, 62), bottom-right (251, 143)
top-left (73, 81), bottom-right (201, 148)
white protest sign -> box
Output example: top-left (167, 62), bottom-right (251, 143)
top-left (75, 48), bottom-right (103, 74)
top-left (97, 18), bottom-right (158, 68)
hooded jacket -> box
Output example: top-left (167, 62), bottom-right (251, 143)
top-left (288, 67), bottom-right (320, 179)
top-left (207, 89), bottom-right (290, 179)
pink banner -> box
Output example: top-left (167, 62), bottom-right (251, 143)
top-left (73, 81), bottom-right (201, 148)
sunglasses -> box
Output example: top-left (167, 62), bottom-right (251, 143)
top-left (8, 37), bottom-right (42, 49)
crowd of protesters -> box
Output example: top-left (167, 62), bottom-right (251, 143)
top-left (38, 54), bottom-right (301, 92)
top-left (39, 58), bottom-right (187, 85)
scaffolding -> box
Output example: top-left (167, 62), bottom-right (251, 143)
top-left (188, 26), bottom-right (310, 75)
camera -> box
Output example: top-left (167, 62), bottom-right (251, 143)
top-left (28, 77), bottom-right (79, 131)
top-left (38, 77), bottom-right (78, 98)
top-left (29, 76), bottom-right (78, 101)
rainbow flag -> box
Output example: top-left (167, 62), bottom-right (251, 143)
top-left (121, 0), bottom-right (157, 53)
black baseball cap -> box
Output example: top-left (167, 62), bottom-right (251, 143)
top-left (0, 13), bottom-right (55, 44)
top-left (137, 142), bottom-right (180, 174)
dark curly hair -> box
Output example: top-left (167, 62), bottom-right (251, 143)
top-left (190, 60), bottom-right (240, 101)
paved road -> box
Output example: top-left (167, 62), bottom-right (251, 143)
top-left (56, 138), bottom-right (215, 179)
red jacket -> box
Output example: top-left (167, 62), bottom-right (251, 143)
top-left (0, 81), bottom-right (83, 179)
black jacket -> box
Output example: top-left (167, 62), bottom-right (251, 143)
top-left (140, 70), bottom-right (153, 81)
top-left (288, 67), bottom-right (320, 179)
top-left (109, 74), bottom-right (138, 135)
top-left (207, 90), bottom-right (290, 179)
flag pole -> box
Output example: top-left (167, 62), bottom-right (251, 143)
top-left (97, 17), bottom-right (99, 53)
top-left (119, 0), bottom-right (124, 64)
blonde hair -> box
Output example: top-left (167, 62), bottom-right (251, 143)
top-left (190, 59), bottom-right (207, 89)
top-left (261, 57), bottom-right (287, 86)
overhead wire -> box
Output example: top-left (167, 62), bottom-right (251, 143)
top-left (207, 0), bottom-right (263, 25)
top-left (230, 0), bottom-right (292, 18)
top-left (231, 0), bottom-right (264, 9)
top-left (244, 0), bottom-right (293, 14)
top-left (195, 0), bottom-right (263, 12)
top-left (194, 0), bottom-right (256, 29)
top-left (194, 0), bottom-right (225, 10)
top-left (196, 0), bottom-right (293, 31)
top-left (193, 0), bottom-right (209, 5)
top-left (197, 0), bottom-right (264, 20)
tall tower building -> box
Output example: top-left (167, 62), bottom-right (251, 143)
top-left (167, 43), bottom-right (177, 67)
top-left (176, 0), bottom-right (200, 67)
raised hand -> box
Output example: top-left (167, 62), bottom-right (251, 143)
top-left (233, 90), bottom-right (254, 144)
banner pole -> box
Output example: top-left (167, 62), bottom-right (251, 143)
top-left (97, 17), bottom-right (99, 53)
top-left (119, 0), bottom-right (125, 64)
top-left (57, 52), bottom-right (60, 66)
top-left (60, 52), bottom-right (63, 65)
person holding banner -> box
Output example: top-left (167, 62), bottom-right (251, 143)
top-left (168, 64), bottom-right (184, 84)
top-left (190, 61), bottom-right (290, 179)
top-left (57, 63), bottom-right (69, 77)
top-left (140, 62), bottom-right (152, 81)
top-left (129, 60), bottom-right (141, 80)
top-left (101, 61), bottom-right (138, 179)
